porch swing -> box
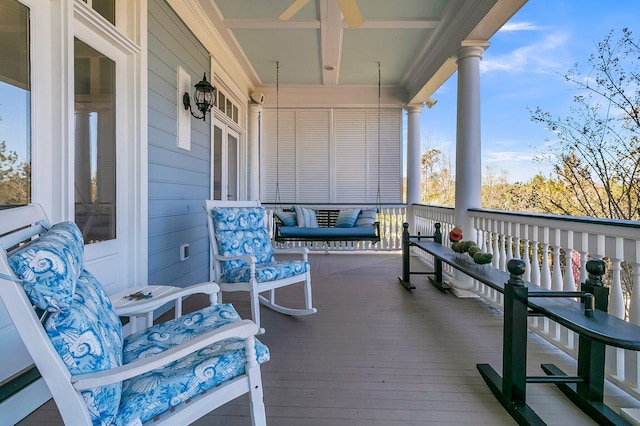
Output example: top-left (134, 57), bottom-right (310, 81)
top-left (273, 62), bottom-right (382, 245)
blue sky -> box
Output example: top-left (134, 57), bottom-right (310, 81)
top-left (422, 0), bottom-right (640, 183)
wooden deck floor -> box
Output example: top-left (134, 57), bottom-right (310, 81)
top-left (18, 252), bottom-right (638, 425)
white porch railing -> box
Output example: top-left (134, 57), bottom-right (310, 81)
top-left (412, 203), bottom-right (640, 400)
top-left (263, 203), bottom-right (407, 251)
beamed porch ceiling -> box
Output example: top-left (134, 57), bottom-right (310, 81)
top-left (170, 0), bottom-right (526, 105)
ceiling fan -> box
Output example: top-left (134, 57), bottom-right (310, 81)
top-left (279, 0), bottom-right (363, 29)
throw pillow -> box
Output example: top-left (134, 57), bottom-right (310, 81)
top-left (355, 209), bottom-right (377, 227)
top-left (275, 211), bottom-right (297, 227)
top-left (294, 205), bottom-right (318, 228)
top-left (335, 209), bottom-right (361, 228)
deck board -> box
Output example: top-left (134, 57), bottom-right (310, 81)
top-left (19, 252), bottom-right (638, 425)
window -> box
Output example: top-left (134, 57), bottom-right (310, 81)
top-left (0, 0), bottom-right (31, 208)
top-left (74, 38), bottom-right (116, 243)
top-left (82, 0), bottom-right (115, 24)
top-left (217, 89), bottom-right (239, 124)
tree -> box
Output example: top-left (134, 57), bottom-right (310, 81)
top-left (0, 140), bottom-right (30, 206)
top-left (530, 28), bottom-right (639, 319)
top-left (530, 28), bottom-right (640, 221)
top-left (421, 148), bottom-right (455, 206)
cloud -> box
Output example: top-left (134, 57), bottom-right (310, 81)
top-left (481, 31), bottom-right (570, 74)
top-left (499, 21), bottom-right (540, 32)
top-left (484, 150), bottom-right (536, 163)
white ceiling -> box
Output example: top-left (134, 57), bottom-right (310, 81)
top-left (185, 0), bottom-right (527, 105)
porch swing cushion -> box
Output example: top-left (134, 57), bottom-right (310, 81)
top-left (275, 208), bottom-right (380, 242)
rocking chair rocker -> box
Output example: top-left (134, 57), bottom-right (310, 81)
top-left (204, 200), bottom-right (317, 334)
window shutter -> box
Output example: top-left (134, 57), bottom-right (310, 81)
top-left (261, 107), bottom-right (401, 204)
top-left (334, 110), bottom-right (367, 202)
top-left (296, 110), bottom-right (330, 202)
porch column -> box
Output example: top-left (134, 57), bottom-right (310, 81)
top-left (405, 103), bottom-right (423, 233)
top-left (451, 41), bottom-right (489, 296)
top-left (248, 103), bottom-right (262, 200)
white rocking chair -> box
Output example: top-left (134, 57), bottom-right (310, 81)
top-left (204, 200), bottom-right (317, 334)
top-left (0, 204), bottom-right (268, 425)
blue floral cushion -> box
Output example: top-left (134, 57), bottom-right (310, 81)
top-left (335, 209), bottom-right (361, 228)
top-left (215, 229), bottom-right (275, 274)
top-left (294, 205), bottom-right (318, 228)
top-left (45, 269), bottom-right (124, 426)
top-left (212, 207), bottom-right (276, 274)
top-left (211, 207), bottom-right (266, 231)
top-left (225, 260), bottom-right (309, 283)
top-left (355, 209), bottom-right (377, 228)
top-left (118, 304), bottom-right (269, 425)
top-left (8, 222), bottom-right (84, 312)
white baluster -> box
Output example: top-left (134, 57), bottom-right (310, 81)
top-left (531, 242), bottom-right (541, 286)
top-left (523, 225), bottom-right (532, 282)
top-left (499, 222), bottom-right (508, 271)
top-left (627, 261), bottom-right (640, 389)
top-left (630, 262), bottom-right (640, 325)
top-left (610, 245), bottom-right (625, 319)
top-left (506, 224), bottom-right (514, 263)
top-left (492, 221), bottom-right (500, 268)
top-left (551, 248), bottom-right (563, 292)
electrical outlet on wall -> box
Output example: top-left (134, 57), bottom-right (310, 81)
top-left (180, 243), bottom-right (189, 261)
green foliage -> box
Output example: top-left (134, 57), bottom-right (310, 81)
top-left (420, 148), bottom-right (455, 206)
top-left (0, 140), bottom-right (30, 206)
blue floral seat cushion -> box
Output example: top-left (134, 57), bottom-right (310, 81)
top-left (45, 269), bottom-right (125, 426)
top-left (118, 303), bottom-right (269, 425)
top-left (224, 259), bottom-right (309, 283)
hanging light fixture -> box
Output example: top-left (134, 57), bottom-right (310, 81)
top-left (183, 72), bottom-right (216, 121)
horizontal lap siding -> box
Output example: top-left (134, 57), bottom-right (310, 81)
top-left (148, 0), bottom-right (210, 289)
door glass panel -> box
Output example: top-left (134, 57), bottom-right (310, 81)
top-left (74, 38), bottom-right (116, 243)
top-left (83, 0), bottom-right (115, 24)
top-left (0, 0), bottom-right (31, 208)
top-left (227, 133), bottom-right (238, 200)
top-left (213, 124), bottom-right (222, 200)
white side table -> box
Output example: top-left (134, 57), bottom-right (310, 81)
top-left (110, 285), bottom-right (183, 332)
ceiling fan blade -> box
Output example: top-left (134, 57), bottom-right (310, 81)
top-left (279, 0), bottom-right (310, 21)
top-left (337, 0), bottom-right (363, 28)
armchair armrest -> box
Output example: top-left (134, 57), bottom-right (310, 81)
top-left (213, 253), bottom-right (257, 264)
top-left (72, 319), bottom-right (259, 390)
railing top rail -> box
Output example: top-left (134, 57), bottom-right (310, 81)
top-left (468, 208), bottom-right (639, 228)
top-left (263, 203), bottom-right (407, 209)
top-left (468, 208), bottom-right (639, 238)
